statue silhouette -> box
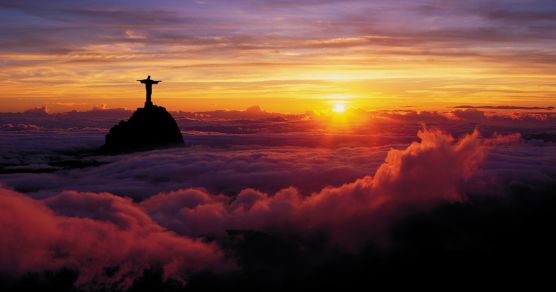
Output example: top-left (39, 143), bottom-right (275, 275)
top-left (137, 75), bottom-right (161, 107)
top-left (101, 76), bottom-right (184, 153)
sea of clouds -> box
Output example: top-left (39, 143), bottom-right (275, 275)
top-left (1, 106), bottom-right (555, 289)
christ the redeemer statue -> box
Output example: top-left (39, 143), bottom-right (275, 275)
top-left (137, 75), bottom-right (161, 108)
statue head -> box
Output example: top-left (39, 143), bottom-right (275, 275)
top-left (147, 75), bottom-right (151, 79)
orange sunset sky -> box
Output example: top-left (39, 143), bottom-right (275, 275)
top-left (1, 0), bottom-right (555, 113)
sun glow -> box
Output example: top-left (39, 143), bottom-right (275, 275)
top-left (332, 103), bottom-right (346, 113)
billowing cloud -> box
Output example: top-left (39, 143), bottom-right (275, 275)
top-left (2, 107), bottom-right (553, 199)
top-left (141, 129), bottom-right (503, 247)
top-left (0, 188), bottom-right (230, 290)
top-left (1, 111), bottom-right (553, 290)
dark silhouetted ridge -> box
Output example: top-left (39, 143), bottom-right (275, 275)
top-left (100, 105), bottom-right (184, 153)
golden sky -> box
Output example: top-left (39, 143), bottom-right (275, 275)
top-left (1, 0), bottom-right (555, 113)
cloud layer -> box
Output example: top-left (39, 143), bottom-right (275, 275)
top-left (1, 106), bottom-right (553, 199)
top-left (1, 106), bottom-right (555, 289)
top-left (140, 129), bottom-right (498, 247)
top-left (0, 127), bottom-right (525, 289)
top-left (0, 188), bottom-right (229, 290)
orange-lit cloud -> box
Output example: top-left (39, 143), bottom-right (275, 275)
top-left (0, 0), bottom-right (555, 112)
top-left (0, 188), bottom-right (230, 289)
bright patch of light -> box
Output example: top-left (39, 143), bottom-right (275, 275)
top-left (332, 103), bottom-right (346, 113)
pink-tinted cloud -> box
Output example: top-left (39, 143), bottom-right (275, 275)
top-left (141, 129), bottom-right (506, 247)
top-left (2, 106), bottom-right (553, 202)
top-left (0, 123), bottom-right (41, 131)
top-left (0, 188), bottom-right (230, 290)
top-left (0, 124), bottom-right (547, 291)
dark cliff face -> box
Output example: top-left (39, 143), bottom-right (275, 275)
top-left (100, 105), bottom-right (184, 153)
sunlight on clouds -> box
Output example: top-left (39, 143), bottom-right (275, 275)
top-left (1, 1), bottom-right (556, 112)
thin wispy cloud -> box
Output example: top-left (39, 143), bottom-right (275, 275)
top-left (1, 0), bottom-right (555, 111)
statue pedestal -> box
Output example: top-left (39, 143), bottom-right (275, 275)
top-left (145, 100), bottom-right (153, 108)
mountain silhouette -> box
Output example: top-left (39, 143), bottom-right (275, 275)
top-left (99, 76), bottom-right (184, 153)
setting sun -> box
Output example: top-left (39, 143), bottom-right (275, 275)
top-left (0, 1), bottom-right (555, 290)
top-left (332, 103), bottom-right (346, 113)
